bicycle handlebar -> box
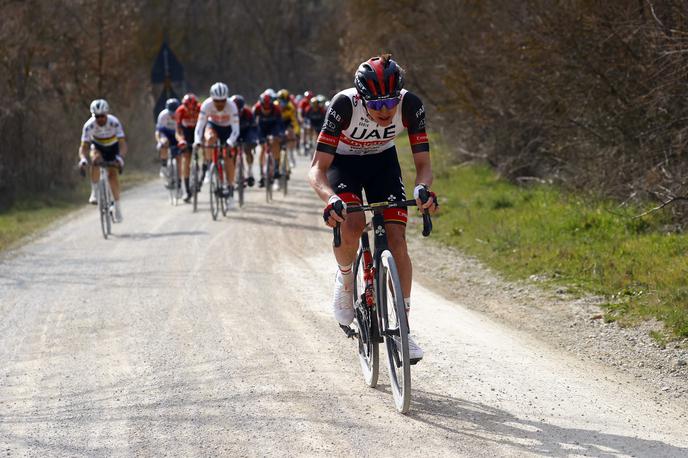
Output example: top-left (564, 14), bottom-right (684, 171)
top-left (332, 192), bottom-right (433, 248)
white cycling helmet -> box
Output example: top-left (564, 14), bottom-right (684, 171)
top-left (210, 82), bottom-right (229, 101)
top-left (90, 99), bottom-right (110, 116)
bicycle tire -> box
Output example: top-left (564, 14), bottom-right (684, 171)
top-left (353, 246), bottom-right (379, 388)
top-left (170, 158), bottom-right (179, 206)
top-left (265, 155), bottom-right (274, 203)
top-left (191, 158), bottom-right (199, 212)
top-left (98, 179), bottom-right (108, 240)
top-left (379, 250), bottom-right (411, 413)
top-left (237, 149), bottom-right (245, 207)
top-left (106, 184), bottom-right (113, 235)
top-left (280, 156), bottom-right (289, 197)
top-left (209, 164), bottom-right (220, 220)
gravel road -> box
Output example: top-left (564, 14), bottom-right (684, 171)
top-left (1, 158), bottom-right (687, 457)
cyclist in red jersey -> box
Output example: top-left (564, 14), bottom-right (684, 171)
top-left (175, 93), bottom-right (200, 202)
top-left (308, 55), bottom-right (438, 362)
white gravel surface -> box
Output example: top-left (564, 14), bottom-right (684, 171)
top-left (0, 158), bottom-right (687, 457)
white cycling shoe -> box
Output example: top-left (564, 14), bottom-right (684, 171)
top-left (113, 202), bottom-right (123, 223)
top-left (88, 191), bottom-right (97, 205)
top-left (393, 334), bottom-right (424, 363)
top-left (332, 271), bottom-right (354, 325)
top-left (226, 196), bottom-right (236, 210)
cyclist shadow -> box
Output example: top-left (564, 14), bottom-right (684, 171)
top-left (377, 387), bottom-right (687, 457)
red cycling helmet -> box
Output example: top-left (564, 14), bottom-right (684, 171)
top-left (261, 93), bottom-right (272, 107)
top-left (182, 93), bottom-right (197, 107)
top-left (353, 54), bottom-right (404, 101)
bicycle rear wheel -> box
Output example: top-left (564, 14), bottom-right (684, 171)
top-left (379, 250), bottom-right (411, 413)
top-left (98, 180), bottom-right (108, 239)
top-left (191, 157), bottom-right (199, 212)
top-left (209, 165), bottom-right (220, 220)
top-left (353, 244), bottom-right (379, 387)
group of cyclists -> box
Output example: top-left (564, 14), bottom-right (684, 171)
top-left (77, 54), bottom-right (438, 362)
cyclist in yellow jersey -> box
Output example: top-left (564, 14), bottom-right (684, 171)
top-left (277, 89), bottom-right (300, 168)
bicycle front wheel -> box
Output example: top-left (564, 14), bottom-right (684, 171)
top-left (98, 180), bottom-right (108, 239)
top-left (379, 250), bottom-right (411, 413)
top-left (237, 150), bottom-right (245, 207)
top-left (209, 165), bottom-right (220, 220)
top-left (353, 244), bottom-right (379, 388)
top-left (169, 159), bottom-right (179, 206)
top-left (265, 155), bottom-right (274, 203)
top-left (280, 157), bottom-right (289, 197)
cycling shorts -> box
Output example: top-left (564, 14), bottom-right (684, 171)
top-left (326, 146), bottom-right (408, 225)
top-left (157, 127), bottom-right (178, 146)
top-left (238, 126), bottom-right (259, 146)
top-left (181, 126), bottom-right (194, 148)
top-left (207, 121), bottom-right (233, 145)
top-left (258, 121), bottom-right (283, 143)
top-left (91, 142), bottom-right (120, 162)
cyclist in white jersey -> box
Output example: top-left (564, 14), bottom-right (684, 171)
top-left (308, 55), bottom-right (438, 362)
top-left (193, 82), bottom-right (240, 208)
top-left (78, 99), bottom-right (127, 222)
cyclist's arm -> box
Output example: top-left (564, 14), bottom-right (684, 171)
top-left (402, 92), bottom-right (431, 186)
top-left (228, 104), bottom-right (240, 146)
top-left (118, 138), bottom-right (128, 158)
top-left (78, 142), bottom-right (90, 161)
top-left (194, 106), bottom-right (208, 145)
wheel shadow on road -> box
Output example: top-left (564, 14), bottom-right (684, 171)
top-left (392, 388), bottom-right (688, 457)
top-left (112, 230), bottom-right (208, 240)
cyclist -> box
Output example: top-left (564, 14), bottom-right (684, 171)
top-left (298, 90), bottom-right (315, 152)
top-left (193, 82), bottom-right (240, 209)
top-left (252, 91), bottom-right (284, 188)
top-left (78, 99), bottom-right (127, 222)
top-left (308, 55), bottom-right (438, 362)
top-left (303, 95), bottom-right (327, 138)
top-left (175, 93), bottom-right (201, 202)
top-left (277, 89), bottom-right (300, 168)
top-left (231, 94), bottom-right (258, 187)
top-left (156, 97), bottom-right (181, 191)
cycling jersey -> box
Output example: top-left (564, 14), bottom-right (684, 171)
top-left (252, 101), bottom-right (284, 141)
top-left (175, 102), bottom-right (200, 128)
top-left (175, 103), bottom-right (200, 147)
top-left (278, 100), bottom-right (300, 134)
top-left (156, 109), bottom-right (177, 145)
top-left (304, 105), bottom-right (326, 132)
top-left (194, 97), bottom-right (239, 146)
top-left (81, 114), bottom-right (125, 147)
top-left (316, 88), bottom-right (429, 156)
top-left (238, 107), bottom-right (259, 145)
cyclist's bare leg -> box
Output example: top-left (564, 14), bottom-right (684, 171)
top-left (270, 137), bottom-right (281, 171)
top-left (203, 127), bottom-right (217, 163)
top-left (386, 223), bottom-right (412, 299)
top-left (333, 212), bottom-right (366, 268)
top-left (225, 151), bottom-right (236, 186)
top-left (107, 167), bottom-right (121, 200)
top-left (89, 149), bottom-right (100, 183)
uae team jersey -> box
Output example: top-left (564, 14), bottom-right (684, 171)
top-left (156, 109), bottom-right (176, 136)
top-left (194, 97), bottom-right (240, 146)
top-left (316, 88), bottom-right (429, 156)
top-left (81, 114), bottom-right (126, 147)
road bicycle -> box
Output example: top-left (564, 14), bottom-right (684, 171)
top-left (333, 190), bottom-right (433, 413)
top-left (94, 159), bottom-right (122, 240)
top-left (207, 140), bottom-right (233, 220)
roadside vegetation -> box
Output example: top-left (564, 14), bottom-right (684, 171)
top-left (399, 138), bottom-right (688, 341)
top-left (0, 170), bottom-right (153, 252)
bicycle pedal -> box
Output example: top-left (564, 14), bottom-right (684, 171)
top-left (339, 324), bottom-right (357, 339)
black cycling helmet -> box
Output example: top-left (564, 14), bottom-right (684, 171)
top-left (165, 98), bottom-right (180, 112)
top-left (230, 94), bottom-right (245, 111)
top-left (353, 54), bottom-right (404, 101)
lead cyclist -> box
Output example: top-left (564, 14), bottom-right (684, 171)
top-left (308, 55), bottom-right (438, 362)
